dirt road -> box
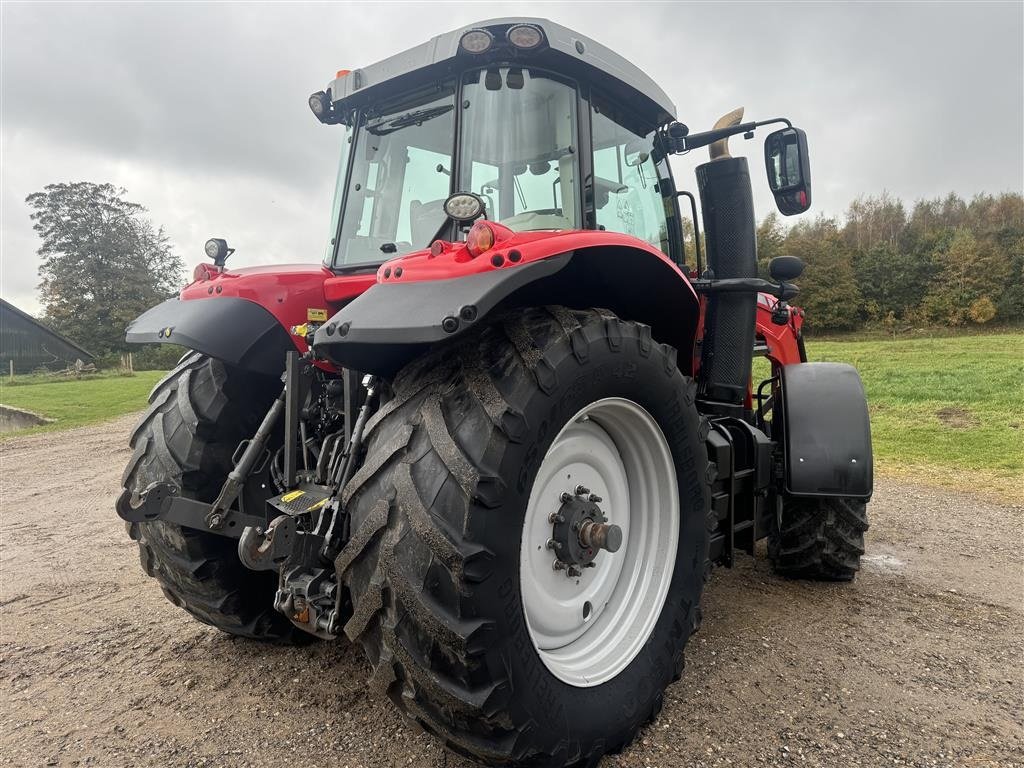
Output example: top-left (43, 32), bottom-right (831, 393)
top-left (1, 415), bottom-right (1021, 767)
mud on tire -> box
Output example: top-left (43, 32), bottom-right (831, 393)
top-left (769, 497), bottom-right (869, 581)
top-left (119, 353), bottom-right (302, 642)
top-left (336, 307), bottom-right (714, 767)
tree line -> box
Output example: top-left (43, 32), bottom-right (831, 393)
top-left (755, 191), bottom-right (1024, 332)
top-left (25, 183), bottom-right (1023, 372)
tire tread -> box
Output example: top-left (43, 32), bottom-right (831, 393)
top-left (338, 307), bottom-right (713, 766)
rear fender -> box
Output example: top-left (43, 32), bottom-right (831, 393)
top-left (125, 264), bottom-right (373, 376)
top-left (312, 245), bottom-right (701, 376)
top-left (126, 297), bottom-right (296, 376)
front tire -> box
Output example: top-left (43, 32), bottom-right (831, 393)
top-left (769, 497), bottom-right (869, 581)
top-left (337, 307), bottom-right (713, 766)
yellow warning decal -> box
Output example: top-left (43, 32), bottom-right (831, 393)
top-left (307, 308), bottom-right (329, 322)
top-left (281, 490), bottom-right (305, 503)
top-left (306, 498), bottom-right (327, 512)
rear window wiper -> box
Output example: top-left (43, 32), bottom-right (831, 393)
top-left (366, 104), bottom-right (453, 135)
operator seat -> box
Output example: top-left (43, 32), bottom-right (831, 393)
top-left (410, 199), bottom-right (446, 247)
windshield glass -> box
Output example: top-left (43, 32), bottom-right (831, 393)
top-left (459, 68), bottom-right (578, 231)
top-left (331, 87), bottom-right (455, 266)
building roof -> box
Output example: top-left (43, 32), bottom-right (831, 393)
top-left (0, 298), bottom-right (94, 360)
top-left (326, 18), bottom-right (676, 124)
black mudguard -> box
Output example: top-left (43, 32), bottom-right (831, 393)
top-left (778, 362), bottom-right (873, 500)
top-left (312, 254), bottom-right (570, 374)
top-left (126, 297), bottom-right (294, 376)
top-left (312, 249), bottom-right (701, 376)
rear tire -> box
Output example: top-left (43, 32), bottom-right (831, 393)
top-left (768, 497), bottom-right (868, 581)
top-left (337, 307), bottom-right (713, 767)
top-left (119, 352), bottom-right (303, 642)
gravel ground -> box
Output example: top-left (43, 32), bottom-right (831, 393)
top-left (1, 414), bottom-right (1021, 768)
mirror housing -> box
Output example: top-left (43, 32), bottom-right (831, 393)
top-left (769, 255), bottom-right (805, 282)
top-left (764, 127), bottom-right (811, 216)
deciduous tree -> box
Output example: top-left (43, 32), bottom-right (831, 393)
top-left (28, 182), bottom-right (185, 355)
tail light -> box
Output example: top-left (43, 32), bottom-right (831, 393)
top-left (466, 221), bottom-right (495, 258)
top-left (193, 263), bottom-right (215, 282)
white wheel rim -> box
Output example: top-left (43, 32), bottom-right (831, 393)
top-left (519, 397), bottom-right (679, 687)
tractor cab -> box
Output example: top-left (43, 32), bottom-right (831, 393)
top-left (311, 18), bottom-right (682, 269)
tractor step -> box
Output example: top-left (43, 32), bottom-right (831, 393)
top-left (267, 485), bottom-right (332, 517)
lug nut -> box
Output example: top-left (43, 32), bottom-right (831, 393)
top-left (559, 492), bottom-right (572, 503)
top-left (575, 485), bottom-right (590, 496)
top-left (589, 494), bottom-right (603, 503)
top-left (552, 560), bottom-right (567, 571)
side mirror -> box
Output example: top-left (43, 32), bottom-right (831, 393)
top-left (764, 127), bottom-right (811, 216)
top-left (769, 255), bottom-right (805, 282)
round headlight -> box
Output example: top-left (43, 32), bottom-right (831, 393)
top-left (443, 192), bottom-right (485, 222)
top-left (507, 24), bottom-right (543, 49)
top-left (460, 29), bottom-right (493, 54)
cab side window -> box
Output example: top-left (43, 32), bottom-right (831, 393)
top-left (591, 100), bottom-right (671, 254)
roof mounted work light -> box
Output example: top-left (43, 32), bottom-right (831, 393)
top-left (507, 24), bottom-right (543, 49)
top-left (308, 91), bottom-right (331, 122)
top-left (459, 29), bottom-right (493, 54)
top-left (204, 238), bottom-right (233, 268)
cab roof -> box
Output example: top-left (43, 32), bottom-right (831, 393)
top-left (325, 18), bottom-right (676, 125)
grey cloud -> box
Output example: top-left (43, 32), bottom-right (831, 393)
top-left (2, 2), bottom-right (1021, 313)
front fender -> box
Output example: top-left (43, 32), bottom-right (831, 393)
top-left (778, 362), bottom-right (873, 500)
top-left (126, 296), bottom-right (295, 376)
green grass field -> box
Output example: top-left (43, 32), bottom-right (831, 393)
top-left (0, 370), bottom-right (164, 436)
top-left (781, 333), bottom-right (1024, 501)
top-left (2, 335), bottom-right (1022, 501)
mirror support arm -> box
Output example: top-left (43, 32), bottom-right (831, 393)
top-left (666, 117), bottom-right (792, 155)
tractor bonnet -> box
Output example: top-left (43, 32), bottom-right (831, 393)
top-left (325, 18), bottom-right (676, 124)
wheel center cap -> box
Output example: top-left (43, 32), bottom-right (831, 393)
top-left (549, 486), bottom-right (623, 577)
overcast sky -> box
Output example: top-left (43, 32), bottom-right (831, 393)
top-left (2, 1), bottom-right (1022, 314)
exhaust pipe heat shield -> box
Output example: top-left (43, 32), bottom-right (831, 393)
top-left (696, 154), bottom-right (759, 405)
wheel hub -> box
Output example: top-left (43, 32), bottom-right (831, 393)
top-left (549, 487), bottom-right (623, 577)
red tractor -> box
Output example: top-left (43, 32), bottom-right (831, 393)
top-left (118, 18), bottom-right (871, 767)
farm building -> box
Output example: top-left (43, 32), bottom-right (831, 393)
top-left (0, 298), bottom-right (94, 374)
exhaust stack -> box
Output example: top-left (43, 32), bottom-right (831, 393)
top-left (696, 107), bottom-right (759, 406)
